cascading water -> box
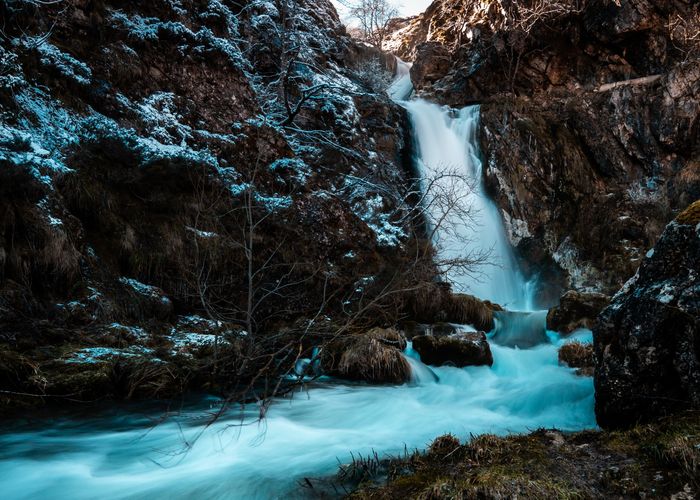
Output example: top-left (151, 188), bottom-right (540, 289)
top-left (404, 100), bottom-right (534, 311)
top-left (0, 59), bottom-right (596, 500)
top-left (387, 57), bottom-right (413, 101)
top-left (0, 340), bottom-right (594, 499)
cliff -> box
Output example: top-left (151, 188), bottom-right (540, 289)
top-left (386, 0), bottom-right (699, 303)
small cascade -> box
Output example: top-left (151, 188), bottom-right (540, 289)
top-left (387, 57), bottom-right (413, 101)
top-left (403, 341), bottom-right (439, 384)
top-left (490, 310), bottom-right (549, 348)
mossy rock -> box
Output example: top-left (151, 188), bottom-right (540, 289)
top-left (676, 199), bottom-right (700, 225)
top-left (322, 328), bottom-right (410, 384)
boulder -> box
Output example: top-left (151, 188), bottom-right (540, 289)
top-left (594, 201), bottom-right (700, 428)
top-left (412, 331), bottom-right (493, 367)
top-left (321, 328), bottom-right (411, 384)
top-left (547, 291), bottom-right (611, 334)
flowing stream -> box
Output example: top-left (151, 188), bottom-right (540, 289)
top-left (0, 64), bottom-right (596, 500)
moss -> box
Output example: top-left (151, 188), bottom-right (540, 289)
top-left (676, 199), bottom-right (700, 225)
top-left (351, 413), bottom-right (700, 498)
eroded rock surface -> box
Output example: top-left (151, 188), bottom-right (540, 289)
top-left (0, 0), bottom-right (418, 408)
top-left (547, 291), bottom-right (611, 334)
top-left (594, 200), bottom-right (700, 428)
top-left (386, 0), bottom-right (699, 301)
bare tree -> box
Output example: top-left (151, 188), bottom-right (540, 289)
top-left (341, 0), bottom-right (399, 48)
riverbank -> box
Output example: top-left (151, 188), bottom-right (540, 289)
top-left (349, 411), bottom-right (700, 499)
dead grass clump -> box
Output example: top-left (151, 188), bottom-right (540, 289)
top-left (446, 294), bottom-right (497, 331)
top-left (405, 282), bottom-right (498, 331)
top-left (558, 341), bottom-right (594, 370)
top-left (428, 434), bottom-right (461, 458)
top-left (41, 223), bottom-right (81, 279)
top-left (337, 337), bottom-right (411, 384)
top-left (323, 330), bottom-right (411, 384)
top-left (676, 199), bottom-right (700, 225)
top-left (366, 327), bottom-right (407, 350)
top-left (406, 282), bottom-right (449, 322)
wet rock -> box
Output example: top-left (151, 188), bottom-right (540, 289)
top-left (412, 331), bottom-right (492, 367)
top-left (594, 201), bottom-right (700, 428)
top-left (399, 320), bottom-right (431, 340)
top-left (547, 291), bottom-right (611, 334)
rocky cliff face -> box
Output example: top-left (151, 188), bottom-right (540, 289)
top-left (594, 200), bottom-right (700, 428)
top-left (0, 0), bottom-right (419, 407)
top-left (387, 0), bottom-right (699, 301)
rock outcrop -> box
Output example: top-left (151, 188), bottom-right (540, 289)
top-left (0, 0), bottom-right (419, 407)
top-left (594, 200), bottom-right (700, 428)
top-left (386, 0), bottom-right (699, 302)
top-left (412, 331), bottom-right (493, 367)
top-left (547, 291), bottom-right (611, 334)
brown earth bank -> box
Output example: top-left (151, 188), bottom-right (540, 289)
top-left (342, 411), bottom-right (700, 499)
top-left (386, 0), bottom-right (699, 304)
top-left (0, 0), bottom-right (461, 412)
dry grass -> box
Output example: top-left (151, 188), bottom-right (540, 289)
top-left (41, 223), bottom-right (81, 279)
top-left (351, 413), bottom-right (700, 498)
top-left (676, 199), bottom-right (700, 225)
top-left (446, 293), bottom-right (497, 331)
top-left (337, 337), bottom-right (411, 384)
top-left (366, 327), bottom-right (407, 350)
top-left (558, 341), bottom-right (594, 369)
top-left (406, 282), bottom-right (498, 331)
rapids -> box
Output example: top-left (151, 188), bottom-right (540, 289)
top-left (0, 337), bottom-right (594, 500)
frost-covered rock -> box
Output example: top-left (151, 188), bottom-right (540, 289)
top-left (594, 201), bottom-right (700, 428)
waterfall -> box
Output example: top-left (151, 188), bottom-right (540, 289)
top-left (404, 100), bottom-right (534, 310)
top-left (387, 57), bottom-right (413, 101)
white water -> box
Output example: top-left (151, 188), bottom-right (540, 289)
top-left (404, 100), bottom-right (534, 310)
top-left (0, 63), bottom-right (596, 500)
top-left (387, 57), bottom-right (413, 101)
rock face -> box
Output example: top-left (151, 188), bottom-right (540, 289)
top-left (0, 0), bottom-right (419, 407)
top-left (409, 42), bottom-right (451, 93)
top-left (547, 291), bottom-right (611, 334)
top-left (412, 331), bottom-right (493, 367)
top-left (594, 201), bottom-right (700, 428)
top-left (387, 0), bottom-right (700, 301)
